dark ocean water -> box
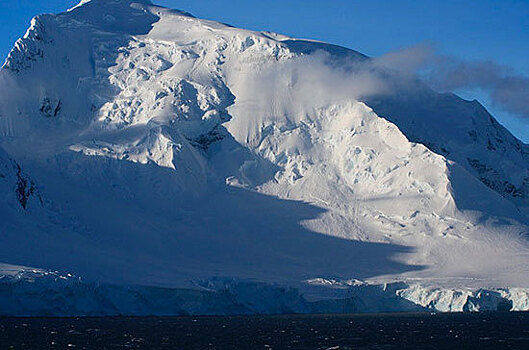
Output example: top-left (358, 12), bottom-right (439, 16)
top-left (2, 312), bottom-right (529, 349)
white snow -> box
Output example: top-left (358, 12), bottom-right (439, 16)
top-left (1, 0), bottom-right (529, 315)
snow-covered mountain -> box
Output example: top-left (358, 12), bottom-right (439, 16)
top-left (1, 0), bottom-right (529, 315)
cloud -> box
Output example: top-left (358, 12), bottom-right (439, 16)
top-left (232, 51), bottom-right (394, 119)
top-left (429, 60), bottom-right (529, 117)
top-left (374, 43), bottom-right (435, 75)
top-left (280, 53), bottom-right (393, 107)
top-left (260, 44), bottom-right (529, 121)
top-left (374, 44), bottom-right (529, 118)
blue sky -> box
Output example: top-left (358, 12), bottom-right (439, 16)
top-left (1, 0), bottom-right (528, 140)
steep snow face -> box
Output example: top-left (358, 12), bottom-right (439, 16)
top-left (224, 64), bottom-right (529, 286)
top-left (365, 86), bottom-right (529, 209)
top-left (1, 0), bottom-right (529, 302)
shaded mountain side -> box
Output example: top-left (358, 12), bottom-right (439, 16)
top-left (0, 147), bottom-right (41, 211)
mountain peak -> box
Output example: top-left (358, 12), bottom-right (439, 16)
top-left (68, 0), bottom-right (153, 12)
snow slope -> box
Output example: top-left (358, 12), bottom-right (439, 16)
top-left (1, 0), bottom-right (529, 314)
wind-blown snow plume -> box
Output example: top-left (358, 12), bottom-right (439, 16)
top-left (430, 60), bottom-right (529, 118)
top-left (376, 44), bottom-right (529, 119)
top-left (374, 43), bottom-right (435, 76)
top-left (235, 51), bottom-right (393, 117)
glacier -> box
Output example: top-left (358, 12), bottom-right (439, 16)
top-left (1, 0), bottom-right (529, 315)
top-left (0, 264), bottom-right (525, 316)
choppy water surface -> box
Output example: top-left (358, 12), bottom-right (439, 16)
top-left (1, 312), bottom-right (529, 349)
